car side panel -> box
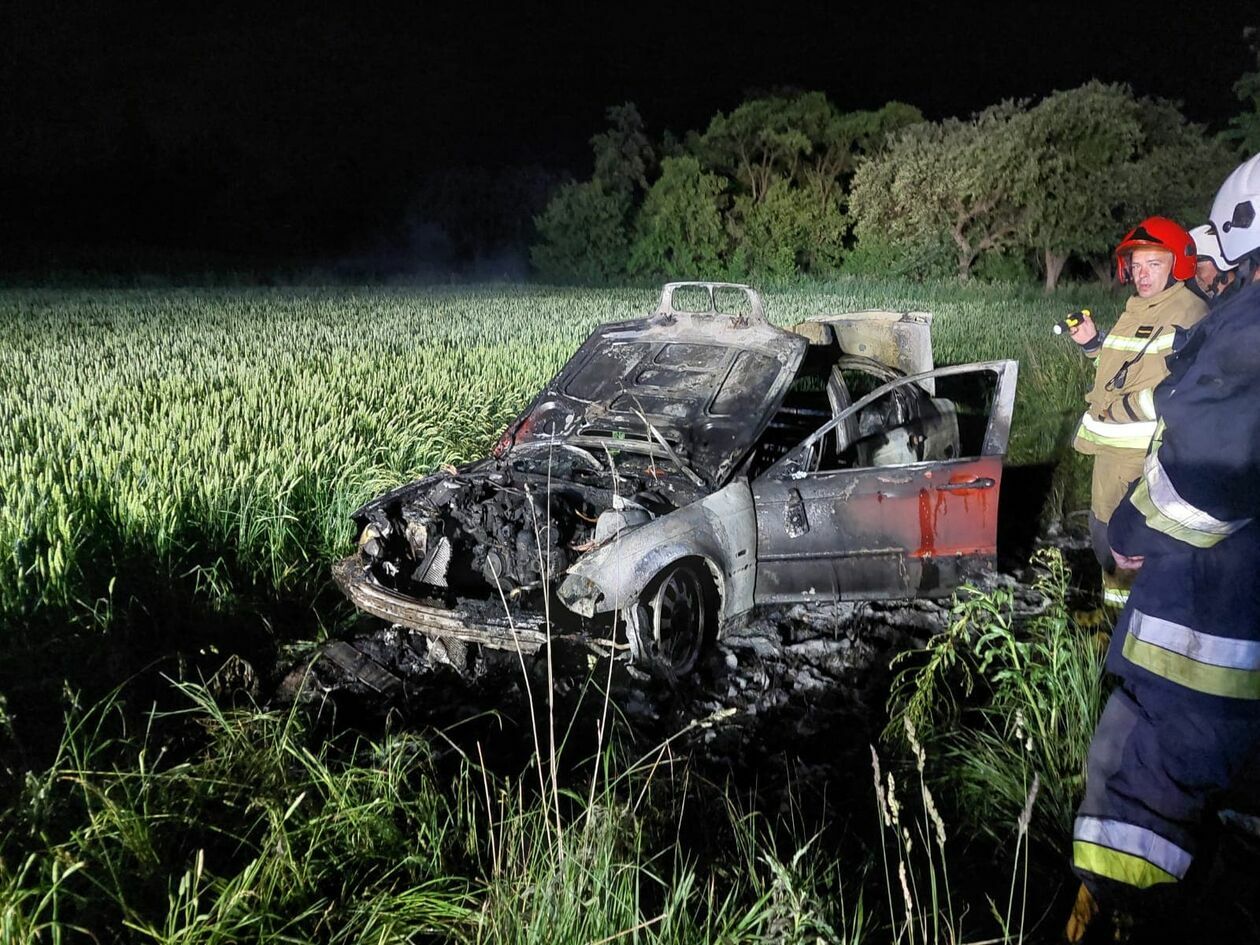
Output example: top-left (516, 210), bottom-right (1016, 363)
top-left (753, 456), bottom-right (1002, 603)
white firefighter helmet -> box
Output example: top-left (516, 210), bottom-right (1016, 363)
top-left (1189, 223), bottom-right (1236, 271)
top-left (1210, 152), bottom-right (1260, 264)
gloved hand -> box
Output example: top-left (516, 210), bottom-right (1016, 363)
top-left (1068, 312), bottom-right (1098, 346)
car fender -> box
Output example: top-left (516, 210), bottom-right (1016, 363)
top-left (558, 480), bottom-right (756, 628)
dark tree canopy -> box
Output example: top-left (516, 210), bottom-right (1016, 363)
top-left (849, 84), bottom-right (1237, 287)
top-left (531, 92), bottom-right (918, 283)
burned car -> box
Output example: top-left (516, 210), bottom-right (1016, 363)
top-left (334, 283), bottom-right (1017, 677)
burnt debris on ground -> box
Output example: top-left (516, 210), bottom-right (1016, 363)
top-left (276, 568), bottom-right (1056, 806)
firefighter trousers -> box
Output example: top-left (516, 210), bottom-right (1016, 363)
top-left (1090, 451), bottom-right (1145, 609)
top-left (1073, 682), bottom-right (1260, 906)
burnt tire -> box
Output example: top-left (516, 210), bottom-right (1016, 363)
top-left (635, 562), bottom-right (714, 678)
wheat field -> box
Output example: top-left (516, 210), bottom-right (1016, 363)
top-left (0, 280), bottom-right (1105, 627)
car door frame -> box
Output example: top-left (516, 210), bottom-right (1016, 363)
top-left (751, 360), bottom-right (1018, 604)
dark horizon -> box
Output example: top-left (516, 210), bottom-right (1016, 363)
top-left (2, 0), bottom-right (1256, 273)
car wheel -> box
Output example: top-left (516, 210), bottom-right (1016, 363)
top-left (635, 562), bottom-right (712, 678)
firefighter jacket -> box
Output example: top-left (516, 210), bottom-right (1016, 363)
top-left (1072, 283), bottom-right (1260, 896)
top-left (1073, 282), bottom-right (1208, 458)
top-left (1107, 280), bottom-right (1260, 716)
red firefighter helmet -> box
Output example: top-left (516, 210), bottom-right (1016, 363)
top-left (1114, 216), bottom-right (1197, 283)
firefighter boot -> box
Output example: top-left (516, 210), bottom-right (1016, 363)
top-left (1063, 882), bottom-right (1099, 944)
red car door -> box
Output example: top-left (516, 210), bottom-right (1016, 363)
top-left (753, 361), bottom-right (1017, 604)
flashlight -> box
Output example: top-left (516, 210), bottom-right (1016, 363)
top-left (1053, 309), bottom-right (1091, 336)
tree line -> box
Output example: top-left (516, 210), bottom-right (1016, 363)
top-left (533, 71), bottom-right (1260, 290)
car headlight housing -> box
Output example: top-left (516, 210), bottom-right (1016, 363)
top-left (558, 574), bottom-right (605, 619)
top-left (358, 522), bottom-right (385, 558)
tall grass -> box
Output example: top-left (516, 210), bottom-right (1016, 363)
top-left (886, 548), bottom-right (1105, 847)
top-left (0, 672), bottom-right (886, 944)
top-left (1, 678), bottom-right (479, 942)
top-left (1, 624), bottom-right (1091, 945)
top-left (2, 280), bottom-right (1108, 630)
top-left (870, 723), bottom-right (1044, 945)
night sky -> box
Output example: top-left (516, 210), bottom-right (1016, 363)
top-left (1, 0), bottom-right (1254, 271)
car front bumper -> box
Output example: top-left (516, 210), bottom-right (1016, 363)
top-left (332, 556), bottom-right (622, 657)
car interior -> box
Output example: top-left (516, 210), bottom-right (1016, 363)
top-left (747, 339), bottom-right (997, 478)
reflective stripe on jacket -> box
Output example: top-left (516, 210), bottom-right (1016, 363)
top-left (1076, 414), bottom-right (1158, 450)
top-left (1128, 448), bottom-right (1252, 548)
top-left (1121, 609), bottom-right (1260, 699)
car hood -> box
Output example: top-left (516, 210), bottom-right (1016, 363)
top-left (497, 310), bottom-right (808, 487)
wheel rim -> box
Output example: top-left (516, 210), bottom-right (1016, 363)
top-left (649, 565), bottom-right (707, 674)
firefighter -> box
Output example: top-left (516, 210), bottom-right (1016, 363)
top-left (1188, 222), bottom-right (1239, 306)
top-left (1066, 218), bottom-right (1209, 611)
top-left (1065, 152), bottom-right (1260, 942)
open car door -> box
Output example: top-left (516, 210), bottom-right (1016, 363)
top-left (752, 360), bottom-right (1018, 603)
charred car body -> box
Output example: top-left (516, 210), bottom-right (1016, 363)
top-left (334, 283), bottom-right (1017, 677)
